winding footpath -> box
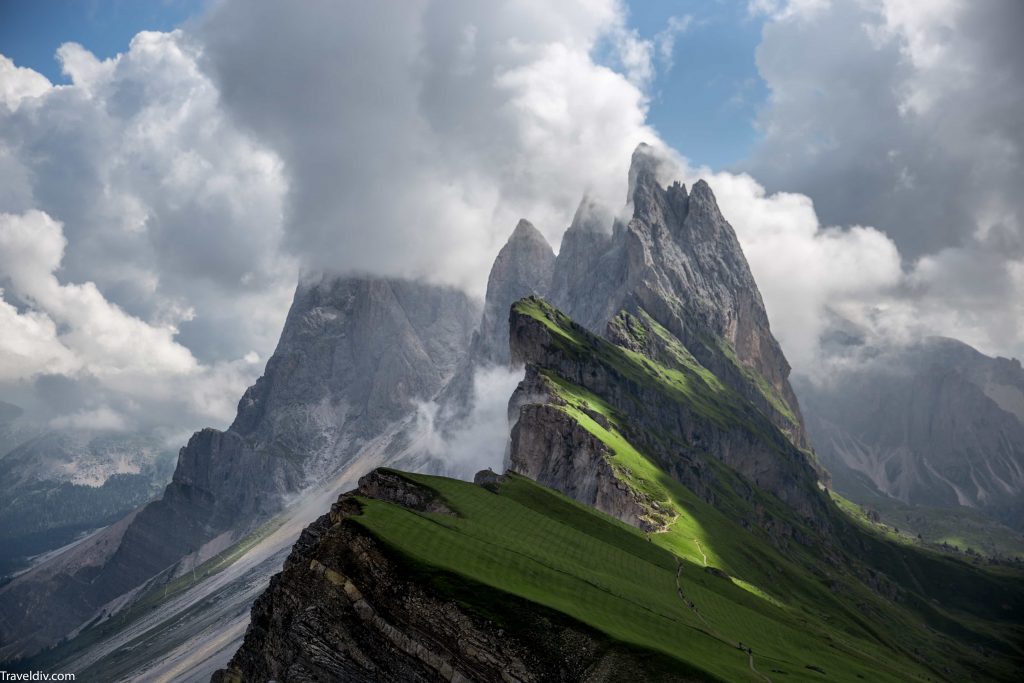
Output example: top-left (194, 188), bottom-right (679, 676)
top-left (674, 552), bottom-right (772, 683)
top-left (693, 538), bottom-right (709, 567)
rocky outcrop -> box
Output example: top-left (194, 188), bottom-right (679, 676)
top-left (213, 469), bottom-right (697, 683)
top-left (0, 276), bottom-right (479, 661)
top-left (797, 336), bottom-right (1024, 528)
top-left (510, 393), bottom-right (662, 532)
top-left (355, 469), bottom-right (456, 515)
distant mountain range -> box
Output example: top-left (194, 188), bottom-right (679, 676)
top-left (0, 407), bottom-right (175, 578)
top-left (796, 334), bottom-right (1024, 534)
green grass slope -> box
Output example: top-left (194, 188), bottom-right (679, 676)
top-left (833, 492), bottom-right (1024, 562)
top-left (501, 297), bottom-right (1022, 680)
top-left (354, 469), bottom-right (1020, 682)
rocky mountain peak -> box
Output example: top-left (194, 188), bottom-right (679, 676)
top-left (679, 178), bottom-right (731, 242)
top-left (474, 220), bottom-right (556, 366)
top-left (626, 142), bottom-right (662, 203)
top-left (568, 193), bottom-right (613, 234)
top-left (545, 149), bottom-right (811, 451)
top-left (508, 218), bottom-right (548, 246)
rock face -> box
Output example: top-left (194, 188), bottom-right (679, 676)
top-left (0, 276), bottom-right (478, 661)
top-left (796, 337), bottom-right (1024, 528)
top-left (213, 470), bottom-right (696, 683)
top-left (509, 389), bottom-right (658, 531)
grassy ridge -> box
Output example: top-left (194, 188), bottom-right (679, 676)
top-left (355, 471), bottom-right (950, 682)
top-left (514, 298), bottom-right (790, 451)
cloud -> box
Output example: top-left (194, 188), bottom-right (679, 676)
top-left (654, 15), bottom-right (694, 70)
top-left (0, 55), bottom-right (50, 110)
top-left (50, 406), bottom-right (130, 432)
top-left (0, 31), bottom-right (292, 432)
top-left (0, 211), bottom-right (196, 378)
top-left (417, 366), bottom-right (525, 478)
top-left (197, 0), bottom-right (659, 296)
top-left (746, 0), bottom-right (1024, 360)
top-left (0, 296), bottom-right (74, 382)
top-left (0, 210), bottom-right (265, 430)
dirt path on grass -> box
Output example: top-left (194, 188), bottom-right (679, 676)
top-left (675, 560), bottom-right (714, 630)
top-left (674, 558), bottom-right (772, 683)
top-left (748, 652), bottom-right (772, 683)
top-left (693, 538), bottom-right (708, 566)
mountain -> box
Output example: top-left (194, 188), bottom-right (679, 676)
top-left (0, 430), bottom-right (176, 577)
top-left (9, 143), bottom-right (1022, 680)
top-left (216, 152), bottom-right (1022, 681)
top-left (549, 145), bottom-right (812, 456)
top-left (451, 145), bottom-right (813, 466)
top-left (216, 298), bottom-right (1023, 682)
top-left (0, 276), bottom-right (478, 661)
top-left (796, 336), bottom-right (1024, 531)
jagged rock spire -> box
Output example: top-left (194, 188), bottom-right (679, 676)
top-left (549, 143), bottom-right (810, 450)
top-left (475, 219), bottom-right (555, 366)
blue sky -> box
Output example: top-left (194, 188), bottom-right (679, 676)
top-left (0, 0), bottom-right (767, 170)
top-left (0, 0), bottom-right (209, 75)
top-left (625, 0), bottom-right (768, 170)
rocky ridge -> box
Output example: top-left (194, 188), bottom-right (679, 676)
top-left (549, 145), bottom-right (810, 453)
top-left (506, 298), bottom-right (832, 536)
top-left (212, 470), bottom-right (695, 683)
